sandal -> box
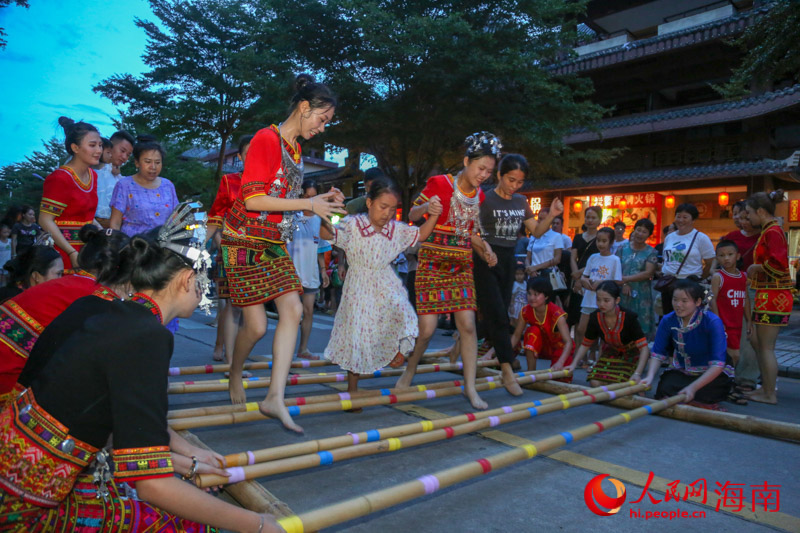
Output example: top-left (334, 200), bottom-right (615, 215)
top-left (389, 352), bottom-right (405, 368)
top-left (727, 391), bottom-right (748, 406)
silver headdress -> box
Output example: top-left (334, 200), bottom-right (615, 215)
top-left (157, 201), bottom-right (214, 313)
top-left (464, 131), bottom-right (502, 159)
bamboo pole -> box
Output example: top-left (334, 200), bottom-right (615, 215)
top-left (168, 360), bottom-right (500, 394)
top-left (196, 382), bottom-right (642, 486)
top-left (509, 374), bottom-right (800, 443)
top-left (272, 394), bottom-right (686, 532)
top-left (168, 369), bottom-right (548, 419)
top-left (168, 359), bottom-right (333, 376)
top-left (168, 370), bottom-right (570, 431)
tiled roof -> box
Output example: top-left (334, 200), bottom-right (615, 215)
top-left (522, 152), bottom-right (800, 192)
top-left (551, 5), bottom-right (770, 75)
top-left (565, 84), bottom-right (800, 144)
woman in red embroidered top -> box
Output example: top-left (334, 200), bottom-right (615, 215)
top-left (745, 190), bottom-right (795, 405)
top-left (0, 225), bottom-right (129, 405)
top-left (206, 134), bottom-right (252, 363)
top-left (38, 117), bottom-right (101, 269)
top-left (0, 233), bottom-right (281, 533)
top-left (394, 132), bottom-right (502, 410)
top-left (222, 74), bottom-right (345, 433)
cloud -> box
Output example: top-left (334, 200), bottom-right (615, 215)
top-left (1, 50), bottom-right (35, 63)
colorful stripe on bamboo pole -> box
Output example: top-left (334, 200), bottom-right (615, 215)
top-left (273, 394), bottom-right (686, 533)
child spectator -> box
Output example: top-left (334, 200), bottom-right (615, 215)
top-left (509, 277), bottom-right (573, 382)
top-left (0, 225), bottom-right (11, 285)
top-left (508, 264), bottom-right (527, 323)
top-left (11, 206), bottom-right (42, 257)
top-left (611, 220), bottom-right (628, 255)
top-left (575, 227), bottom-right (622, 356)
top-left (710, 240), bottom-right (751, 371)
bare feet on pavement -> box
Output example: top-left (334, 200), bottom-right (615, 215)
top-left (465, 390), bottom-right (488, 410)
top-left (259, 396), bottom-right (304, 433)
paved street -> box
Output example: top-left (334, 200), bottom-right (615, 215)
top-left (170, 308), bottom-right (800, 533)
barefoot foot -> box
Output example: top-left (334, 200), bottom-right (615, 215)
top-left (212, 347), bottom-right (225, 362)
top-left (746, 390), bottom-right (777, 404)
top-left (395, 372), bottom-right (413, 389)
top-left (228, 379), bottom-right (246, 405)
top-left (465, 390), bottom-right (488, 410)
top-left (479, 347), bottom-right (496, 362)
top-left (258, 397), bottom-right (304, 433)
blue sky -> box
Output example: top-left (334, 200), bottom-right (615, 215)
top-left (0, 0), bottom-right (155, 166)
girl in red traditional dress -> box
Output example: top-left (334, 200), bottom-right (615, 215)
top-left (221, 74), bottom-right (345, 433)
top-left (744, 190), bottom-right (795, 404)
top-left (0, 225), bottom-right (129, 405)
top-left (38, 117), bottom-right (100, 269)
top-left (206, 135), bottom-right (252, 363)
top-left (510, 277), bottom-right (574, 382)
top-left (395, 132), bottom-right (502, 410)
top-left (0, 245), bottom-right (62, 304)
top-left (568, 281), bottom-right (650, 386)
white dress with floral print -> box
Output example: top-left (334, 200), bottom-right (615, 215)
top-left (324, 215), bottom-right (420, 373)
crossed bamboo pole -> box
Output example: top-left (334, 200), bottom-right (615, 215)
top-left (167, 369), bottom-right (570, 431)
top-left (167, 359), bottom-right (333, 376)
top-left (167, 360), bottom-right (500, 394)
top-left (168, 369), bottom-right (546, 420)
top-left (196, 381), bottom-right (641, 487)
top-left (272, 394), bottom-right (686, 533)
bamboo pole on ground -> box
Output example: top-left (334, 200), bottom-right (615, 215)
top-left (196, 382), bottom-right (641, 486)
top-left (494, 371), bottom-right (800, 442)
top-left (272, 394), bottom-right (686, 532)
top-left (168, 360), bottom-right (499, 394)
top-left (167, 359), bottom-right (333, 376)
top-left (168, 370), bottom-right (570, 431)
top-left (168, 369), bottom-right (547, 420)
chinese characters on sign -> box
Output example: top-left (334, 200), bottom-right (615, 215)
top-left (529, 197), bottom-right (542, 216)
top-left (589, 193), bottom-right (659, 208)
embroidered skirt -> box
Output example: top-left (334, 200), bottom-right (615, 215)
top-left (214, 260), bottom-right (230, 300)
top-left (587, 342), bottom-right (642, 384)
top-left (1, 474), bottom-right (215, 532)
top-left (415, 244), bottom-right (476, 315)
top-left (220, 234), bottom-right (302, 307)
top-left (753, 289), bottom-right (793, 326)
top-left (523, 325), bottom-right (573, 383)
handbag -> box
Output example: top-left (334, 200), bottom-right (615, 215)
top-left (549, 267), bottom-right (568, 291)
top-left (655, 230), bottom-right (698, 293)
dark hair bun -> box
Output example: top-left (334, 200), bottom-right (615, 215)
top-left (79, 224), bottom-right (102, 244)
top-left (768, 189), bottom-right (785, 204)
top-left (294, 73), bottom-right (315, 93)
top-left (58, 116), bottom-right (75, 131)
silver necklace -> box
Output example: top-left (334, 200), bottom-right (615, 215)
top-left (446, 173), bottom-right (482, 245)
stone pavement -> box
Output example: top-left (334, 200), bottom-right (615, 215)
top-left (776, 302), bottom-right (800, 378)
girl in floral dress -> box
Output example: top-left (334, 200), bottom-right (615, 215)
top-left (322, 178), bottom-right (440, 397)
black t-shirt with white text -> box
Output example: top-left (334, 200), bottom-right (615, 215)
top-left (479, 189), bottom-right (535, 248)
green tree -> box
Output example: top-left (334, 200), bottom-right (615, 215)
top-left (94, 0), bottom-right (293, 180)
top-left (267, 0), bottom-right (613, 209)
top-left (0, 0), bottom-right (29, 49)
top-left (0, 138), bottom-right (66, 214)
top-left (716, 0), bottom-right (800, 98)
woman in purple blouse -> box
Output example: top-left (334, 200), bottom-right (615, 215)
top-left (110, 136), bottom-right (179, 237)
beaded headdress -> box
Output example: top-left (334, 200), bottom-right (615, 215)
top-left (156, 202), bottom-right (213, 313)
top-left (464, 131), bottom-right (502, 159)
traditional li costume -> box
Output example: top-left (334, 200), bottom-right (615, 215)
top-left (521, 302), bottom-right (573, 382)
top-left (207, 172), bottom-right (242, 299)
top-left (583, 306), bottom-right (647, 383)
top-left (652, 309), bottom-right (733, 404)
top-left (0, 269), bottom-right (103, 405)
top-left (40, 167), bottom-right (98, 268)
top-left (324, 215), bottom-right (420, 373)
top-left (414, 174), bottom-right (484, 314)
top-left (0, 295), bottom-right (212, 532)
top-left (751, 220), bottom-right (794, 326)
top-left (221, 126), bottom-right (303, 306)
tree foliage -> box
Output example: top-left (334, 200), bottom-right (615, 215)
top-left (716, 0), bottom-right (800, 98)
top-left (0, 138), bottom-right (65, 214)
top-left (94, 0), bottom-right (293, 179)
top-left (266, 0), bottom-right (612, 207)
top-left (0, 0), bottom-right (30, 49)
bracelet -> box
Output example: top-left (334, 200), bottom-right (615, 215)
top-left (182, 456), bottom-right (198, 481)
top-left (257, 515), bottom-right (264, 533)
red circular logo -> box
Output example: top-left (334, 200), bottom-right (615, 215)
top-left (584, 474), bottom-right (627, 516)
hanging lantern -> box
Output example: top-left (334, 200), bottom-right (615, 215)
top-left (718, 191), bottom-right (729, 207)
top-left (572, 199), bottom-right (583, 213)
top-left (619, 198), bottom-right (628, 210)
top-left (665, 195), bottom-right (676, 209)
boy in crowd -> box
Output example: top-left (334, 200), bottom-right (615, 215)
top-left (710, 240), bottom-right (751, 370)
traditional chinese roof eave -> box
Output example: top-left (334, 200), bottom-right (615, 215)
top-left (564, 85), bottom-right (800, 145)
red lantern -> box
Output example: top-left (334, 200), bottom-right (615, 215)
top-left (619, 198), bottom-right (627, 210)
top-left (718, 192), bottom-right (729, 207)
top-left (665, 195), bottom-right (676, 209)
top-left (572, 200), bottom-right (583, 213)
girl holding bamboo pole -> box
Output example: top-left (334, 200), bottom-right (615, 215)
top-left (221, 74), bottom-right (345, 433)
top-left (321, 178), bottom-right (440, 401)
